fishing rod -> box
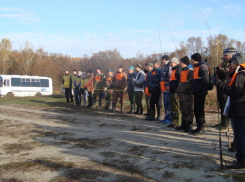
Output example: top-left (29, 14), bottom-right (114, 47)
top-left (163, 18), bottom-right (180, 58)
top-left (200, 11), bottom-right (223, 169)
top-left (157, 25), bottom-right (163, 53)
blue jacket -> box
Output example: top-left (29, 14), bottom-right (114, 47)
top-left (161, 61), bottom-right (171, 86)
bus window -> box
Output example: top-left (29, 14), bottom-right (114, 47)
top-left (0, 77), bottom-right (3, 87)
top-left (31, 79), bottom-right (35, 82)
top-left (26, 79), bottom-right (30, 82)
top-left (41, 79), bottom-right (49, 87)
top-left (11, 78), bottom-right (21, 86)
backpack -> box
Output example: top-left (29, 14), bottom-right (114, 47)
top-left (204, 64), bottom-right (213, 90)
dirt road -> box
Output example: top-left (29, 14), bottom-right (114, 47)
top-left (0, 104), bottom-right (243, 182)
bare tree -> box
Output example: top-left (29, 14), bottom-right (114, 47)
top-left (0, 38), bottom-right (12, 74)
top-left (19, 41), bottom-right (35, 75)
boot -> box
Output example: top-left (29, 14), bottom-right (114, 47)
top-left (98, 99), bottom-right (102, 108)
top-left (175, 120), bottom-right (186, 130)
top-left (120, 103), bottom-right (123, 113)
top-left (92, 98), bottom-right (96, 108)
top-left (145, 109), bottom-right (151, 120)
top-left (154, 108), bottom-right (161, 121)
top-left (144, 110), bottom-right (149, 116)
top-left (134, 106), bottom-right (139, 114)
top-left (148, 108), bottom-right (155, 121)
top-left (127, 102), bottom-right (133, 113)
top-left (112, 103), bottom-right (116, 113)
top-left (191, 123), bottom-right (205, 135)
top-left (105, 101), bottom-right (109, 109)
top-left (226, 160), bottom-right (245, 169)
top-left (139, 107), bottom-right (143, 115)
top-left (184, 121), bottom-right (192, 133)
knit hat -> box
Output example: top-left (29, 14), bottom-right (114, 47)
top-left (170, 57), bottom-right (179, 64)
top-left (118, 65), bottom-right (123, 69)
top-left (135, 64), bottom-right (142, 69)
top-left (86, 69), bottom-right (92, 74)
top-left (127, 66), bottom-right (134, 70)
top-left (97, 67), bottom-right (101, 70)
top-left (108, 69), bottom-right (113, 73)
top-left (153, 59), bottom-right (161, 64)
top-left (148, 63), bottom-right (153, 68)
top-left (73, 69), bottom-right (77, 72)
top-left (191, 53), bottom-right (202, 62)
top-left (145, 63), bottom-right (149, 66)
top-left (231, 53), bottom-right (245, 65)
top-left (161, 55), bottom-right (169, 61)
top-left (223, 47), bottom-right (237, 56)
top-left (180, 56), bottom-right (190, 65)
top-left (78, 71), bottom-right (82, 75)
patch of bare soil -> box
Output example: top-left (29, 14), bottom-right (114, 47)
top-left (0, 105), bottom-right (242, 182)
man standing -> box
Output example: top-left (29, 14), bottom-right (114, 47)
top-left (191, 53), bottom-right (209, 135)
top-left (63, 69), bottom-right (73, 104)
top-left (93, 67), bottom-right (106, 108)
top-left (168, 57), bottom-right (182, 128)
top-left (132, 64), bottom-right (146, 115)
top-left (160, 55), bottom-right (172, 124)
top-left (215, 53), bottom-right (245, 169)
top-left (176, 56), bottom-right (194, 132)
top-left (112, 65), bottom-right (127, 112)
top-left (126, 66), bottom-right (136, 114)
top-left (105, 69), bottom-right (114, 110)
top-left (71, 69), bottom-right (77, 104)
top-left (215, 47), bottom-right (237, 129)
top-left (144, 63), bottom-right (153, 120)
top-left (145, 60), bottom-right (162, 120)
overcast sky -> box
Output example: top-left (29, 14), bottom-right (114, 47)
top-left (0, 0), bottom-right (244, 58)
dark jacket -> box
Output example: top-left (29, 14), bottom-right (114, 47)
top-left (127, 73), bottom-right (136, 92)
top-left (193, 60), bottom-right (209, 95)
top-left (169, 64), bottom-right (181, 93)
top-left (217, 69), bottom-right (245, 118)
top-left (148, 67), bottom-right (162, 93)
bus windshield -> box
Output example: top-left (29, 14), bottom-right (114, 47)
top-left (0, 77), bottom-right (3, 87)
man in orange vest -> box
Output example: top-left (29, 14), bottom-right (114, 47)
top-left (191, 53), bottom-right (209, 135)
top-left (175, 56), bottom-right (194, 132)
top-left (215, 53), bottom-right (245, 169)
top-left (168, 57), bottom-right (182, 128)
top-left (93, 67), bottom-right (106, 108)
top-left (112, 65), bottom-right (127, 112)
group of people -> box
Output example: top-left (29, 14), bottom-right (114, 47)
top-left (62, 49), bottom-right (245, 169)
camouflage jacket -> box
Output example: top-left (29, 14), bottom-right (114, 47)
top-left (161, 61), bottom-right (171, 86)
top-left (112, 72), bottom-right (127, 90)
top-left (177, 67), bottom-right (193, 95)
top-left (147, 67), bottom-right (162, 92)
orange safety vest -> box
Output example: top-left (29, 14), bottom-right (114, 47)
top-left (180, 70), bottom-right (189, 82)
top-left (107, 77), bottom-right (112, 84)
top-left (229, 63), bottom-right (245, 87)
top-left (95, 75), bottom-right (102, 81)
top-left (115, 72), bottom-right (123, 80)
top-left (193, 66), bottom-right (201, 79)
top-left (170, 70), bottom-right (177, 81)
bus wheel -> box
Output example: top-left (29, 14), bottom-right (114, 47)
top-left (35, 92), bottom-right (42, 97)
top-left (6, 92), bottom-right (14, 97)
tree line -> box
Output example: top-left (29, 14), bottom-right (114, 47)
top-left (0, 34), bottom-right (244, 93)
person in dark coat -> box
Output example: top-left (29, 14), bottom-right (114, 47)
top-left (190, 53), bottom-right (209, 135)
top-left (126, 66), bottom-right (136, 113)
top-left (215, 53), bottom-right (245, 169)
